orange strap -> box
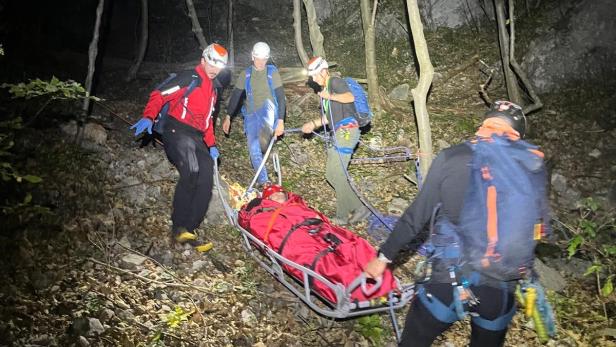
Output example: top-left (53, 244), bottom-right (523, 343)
top-left (263, 203), bottom-right (299, 243)
top-left (483, 185), bottom-right (499, 266)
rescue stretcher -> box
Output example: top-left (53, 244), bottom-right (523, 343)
top-left (212, 136), bottom-right (416, 341)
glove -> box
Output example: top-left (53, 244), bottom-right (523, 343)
top-left (130, 118), bottom-right (153, 136)
top-left (209, 146), bottom-right (219, 160)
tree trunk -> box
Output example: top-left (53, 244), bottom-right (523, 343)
top-left (82, 0), bottom-right (105, 116)
top-left (302, 0), bottom-right (326, 58)
top-left (507, 0), bottom-right (542, 114)
top-left (360, 0), bottom-right (380, 111)
top-left (405, 0), bottom-right (434, 177)
top-left (185, 0), bottom-right (207, 50)
top-left (494, 0), bottom-right (522, 104)
top-left (126, 0), bottom-right (148, 82)
top-left (227, 0), bottom-right (234, 68)
top-left (293, 0), bottom-right (309, 66)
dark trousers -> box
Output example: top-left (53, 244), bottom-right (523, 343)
top-left (162, 117), bottom-right (214, 233)
top-left (400, 282), bottom-right (515, 347)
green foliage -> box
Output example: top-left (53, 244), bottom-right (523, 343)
top-left (0, 44), bottom-right (4, 56)
top-left (1, 77), bottom-right (100, 101)
top-left (163, 306), bottom-right (193, 330)
top-left (354, 314), bottom-right (384, 346)
top-left (567, 198), bottom-right (615, 297)
top-left (147, 330), bottom-right (166, 347)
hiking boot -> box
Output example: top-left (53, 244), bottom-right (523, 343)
top-left (348, 206), bottom-right (371, 224)
top-left (172, 228), bottom-right (213, 252)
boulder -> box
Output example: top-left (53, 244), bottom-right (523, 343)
top-left (523, 0), bottom-right (616, 93)
top-left (534, 258), bottom-right (567, 292)
top-left (388, 83), bottom-right (410, 101)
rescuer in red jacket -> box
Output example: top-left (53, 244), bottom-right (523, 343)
top-left (131, 43), bottom-right (228, 249)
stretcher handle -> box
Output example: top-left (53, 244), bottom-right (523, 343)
top-left (347, 273), bottom-right (383, 297)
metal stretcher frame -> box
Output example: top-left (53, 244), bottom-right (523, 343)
top-left (213, 158), bottom-right (415, 341)
top-left (234, 217), bottom-right (416, 319)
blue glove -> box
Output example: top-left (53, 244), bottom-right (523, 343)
top-left (130, 118), bottom-right (153, 136)
top-left (209, 146), bottom-right (219, 160)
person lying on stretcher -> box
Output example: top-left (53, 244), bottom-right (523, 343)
top-left (238, 183), bottom-right (398, 303)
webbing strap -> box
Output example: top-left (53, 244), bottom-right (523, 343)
top-left (262, 203), bottom-right (299, 243)
top-left (471, 300), bottom-right (516, 331)
top-left (417, 285), bottom-right (458, 324)
top-left (277, 218), bottom-right (323, 254)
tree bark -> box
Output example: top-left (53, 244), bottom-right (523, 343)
top-left (494, 0), bottom-right (522, 104)
top-left (126, 0), bottom-right (148, 82)
top-left (360, 0), bottom-right (380, 111)
top-left (185, 0), bottom-right (207, 50)
top-left (227, 0), bottom-right (234, 68)
top-left (82, 0), bottom-right (105, 116)
top-left (293, 0), bottom-right (309, 66)
top-left (302, 0), bottom-right (326, 58)
top-left (405, 0), bottom-right (434, 176)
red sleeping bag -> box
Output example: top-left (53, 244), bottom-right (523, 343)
top-left (238, 192), bottom-right (397, 304)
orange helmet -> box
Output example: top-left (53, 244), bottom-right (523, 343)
top-left (262, 184), bottom-right (284, 199)
top-left (202, 43), bottom-right (228, 69)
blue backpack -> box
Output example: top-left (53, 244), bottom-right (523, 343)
top-left (426, 134), bottom-right (549, 282)
top-left (242, 64), bottom-right (279, 119)
top-left (344, 77), bottom-right (373, 127)
top-left (152, 72), bottom-right (201, 134)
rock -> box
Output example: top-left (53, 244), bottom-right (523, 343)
top-left (419, 0), bottom-right (489, 29)
top-left (550, 173), bottom-right (568, 194)
top-left (241, 308), bottom-right (258, 327)
top-left (589, 149), bottom-right (601, 158)
top-left (118, 235), bottom-right (131, 249)
top-left (550, 257), bottom-right (593, 279)
top-left (388, 83), bottom-right (410, 101)
top-left (534, 258), bottom-right (567, 292)
top-left (252, 342), bottom-right (267, 347)
top-left (204, 180), bottom-right (230, 225)
top-left (99, 308), bottom-right (115, 323)
top-left (387, 198), bottom-right (409, 216)
top-left (82, 122), bottom-right (107, 146)
top-left (121, 254), bottom-right (147, 268)
top-left (61, 120), bottom-right (79, 137)
top-left (69, 317), bottom-right (90, 336)
top-left (30, 269), bottom-right (51, 291)
top-left (609, 182), bottom-right (616, 207)
top-left (192, 260), bottom-right (208, 272)
top-left (87, 318), bottom-right (105, 336)
top-left (78, 336), bottom-right (90, 347)
top-left (117, 309), bottom-right (134, 321)
top-left (375, 12), bottom-right (407, 39)
top-left (435, 139), bottom-right (451, 151)
top-left (523, 0), bottom-right (616, 92)
top-left (559, 188), bottom-right (582, 211)
top-left (160, 251), bottom-right (174, 266)
top-left (120, 177), bottom-right (146, 206)
top-left (151, 160), bottom-right (174, 179)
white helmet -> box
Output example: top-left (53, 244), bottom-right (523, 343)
top-left (252, 42), bottom-right (270, 60)
top-left (307, 56), bottom-right (328, 76)
top-left (203, 43), bottom-right (228, 69)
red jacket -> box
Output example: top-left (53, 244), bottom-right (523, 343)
top-left (142, 65), bottom-right (217, 147)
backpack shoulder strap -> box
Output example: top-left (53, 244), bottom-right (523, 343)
top-left (266, 64), bottom-right (279, 117)
top-left (183, 74), bottom-right (201, 98)
top-left (244, 67), bottom-right (254, 114)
